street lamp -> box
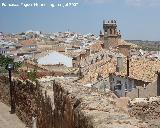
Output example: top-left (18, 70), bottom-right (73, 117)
top-left (6, 63), bottom-right (15, 114)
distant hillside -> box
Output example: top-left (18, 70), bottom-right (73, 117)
top-left (125, 40), bottom-right (160, 51)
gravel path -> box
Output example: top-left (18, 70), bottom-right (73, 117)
top-left (0, 102), bottom-right (26, 128)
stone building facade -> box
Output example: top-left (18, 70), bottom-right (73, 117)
top-left (117, 44), bottom-right (131, 57)
top-left (109, 73), bottom-right (149, 97)
top-left (127, 72), bottom-right (160, 99)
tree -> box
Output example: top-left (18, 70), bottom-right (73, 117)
top-left (0, 54), bottom-right (22, 71)
top-left (27, 69), bottom-right (37, 82)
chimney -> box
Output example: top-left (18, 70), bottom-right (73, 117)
top-left (72, 57), bottom-right (77, 67)
top-left (116, 56), bottom-right (123, 72)
top-left (127, 56), bottom-right (129, 77)
top-left (85, 48), bottom-right (90, 56)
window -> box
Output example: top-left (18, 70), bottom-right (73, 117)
top-left (114, 85), bottom-right (122, 90)
top-left (110, 29), bottom-right (112, 34)
top-left (116, 80), bottom-right (121, 84)
top-left (125, 82), bottom-right (127, 89)
top-left (114, 80), bottom-right (122, 90)
top-left (72, 57), bottom-right (77, 60)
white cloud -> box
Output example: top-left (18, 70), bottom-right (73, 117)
top-left (126, 0), bottom-right (160, 6)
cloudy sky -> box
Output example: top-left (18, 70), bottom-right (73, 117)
top-left (0, 0), bottom-right (160, 40)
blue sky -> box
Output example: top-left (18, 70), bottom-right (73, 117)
top-left (0, 0), bottom-right (160, 40)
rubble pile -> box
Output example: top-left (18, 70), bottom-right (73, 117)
top-left (129, 97), bottom-right (160, 120)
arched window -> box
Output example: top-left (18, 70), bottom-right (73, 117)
top-left (110, 29), bottom-right (112, 35)
top-left (114, 29), bottom-right (116, 35)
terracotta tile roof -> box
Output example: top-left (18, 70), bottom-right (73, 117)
top-left (116, 58), bottom-right (160, 82)
top-left (54, 47), bottom-right (65, 52)
top-left (20, 39), bottom-right (36, 46)
top-left (65, 49), bottom-right (86, 58)
top-left (90, 41), bottom-right (103, 51)
top-left (65, 51), bottom-right (80, 58)
top-left (117, 39), bottom-right (139, 48)
top-left (79, 58), bottom-right (116, 84)
top-left (80, 54), bottom-right (160, 84)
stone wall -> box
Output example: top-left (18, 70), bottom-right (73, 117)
top-left (127, 80), bottom-right (157, 99)
top-left (129, 97), bottom-right (160, 121)
top-left (0, 76), bottom-right (54, 128)
top-left (53, 80), bottom-right (148, 128)
top-left (0, 75), bottom-right (149, 128)
top-left (117, 45), bottom-right (130, 57)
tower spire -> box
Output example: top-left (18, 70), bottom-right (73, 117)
top-left (103, 20), bottom-right (121, 49)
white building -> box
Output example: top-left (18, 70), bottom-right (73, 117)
top-left (37, 51), bottom-right (73, 67)
top-left (0, 32), bottom-right (3, 39)
top-left (0, 40), bottom-right (17, 56)
top-left (0, 47), bottom-right (7, 55)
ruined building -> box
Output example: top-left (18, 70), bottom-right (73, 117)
top-left (103, 20), bottom-right (121, 49)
